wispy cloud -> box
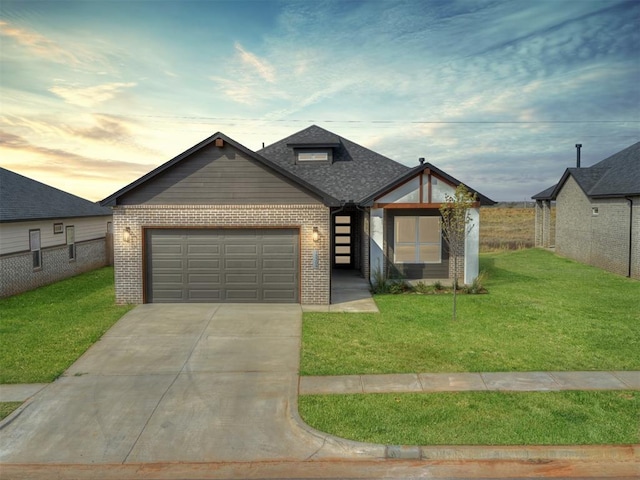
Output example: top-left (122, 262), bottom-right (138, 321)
top-left (65, 114), bottom-right (130, 141)
top-left (0, 130), bottom-right (154, 178)
top-left (234, 42), bottom-right (276, 82)
top-left (49, 82), bottom-right (137, 107)
top-left (0, 20), bottom-right (80, 65)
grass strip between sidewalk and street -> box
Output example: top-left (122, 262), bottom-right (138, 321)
top-left (0, 267), bottom-right (133, 384)
top-left (298, 391), bottom-right (640, 445)
top-left (301, 249), bottom-right (640, 375)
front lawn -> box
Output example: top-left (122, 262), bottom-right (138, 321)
top-left (0, 267), bottom-right (133, 384)
top-left (301, 249), bottom-right (640, 375)
top-left (299, 391), bottom-right (640, 445)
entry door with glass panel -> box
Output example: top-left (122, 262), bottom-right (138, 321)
top-left (333, 214), bottom-right (353, 268)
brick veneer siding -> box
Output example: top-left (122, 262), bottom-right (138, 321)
top-left (556, 177), bottom-right (638, 279)
top-left (534, 200), bottom-right (552, 248)
top-left (632, 197), bottom-right (640, 279)
top-left (556, 177), bottom-right (593, 265)
top-left (0, 238), bottom-right (107, 298)
top-left (113, 204), bottom-right (331, 304)
top-left (362, 210), bottom-right (370, 281)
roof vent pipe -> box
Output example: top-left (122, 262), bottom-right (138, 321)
top-left (419, 157), bottom-right (425, 165)
top-left (575, 144), bottom-right (582, 168)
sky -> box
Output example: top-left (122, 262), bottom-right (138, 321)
top-left (1, 0), bottom-right (639, 202)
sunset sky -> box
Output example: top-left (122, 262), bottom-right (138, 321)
top-left (1, 0), bottom-right (638, 202)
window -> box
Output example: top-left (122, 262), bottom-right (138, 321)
top-left (53, 223), bottom-right (63, 234)
top-left (394, 216), bottom-right (441, 263)
top-left (66, 226), bottom-right (76, 261)
top-left (295, 149), bottom-right (332, 163)
top-left (29, 229), bottom-right (42, 270)
top-left (592, 207), bottom-right (599, 216)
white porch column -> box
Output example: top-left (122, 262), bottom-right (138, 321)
top-left (369, 208), bottom-right (384, 284)
top-left (464, 207), bottom-right (480, 284)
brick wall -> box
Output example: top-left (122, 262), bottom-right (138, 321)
top-left (556, 177), bottom-right (638, 279)
top-left (362, 210), bottom-right (370, 281)
top-left (0, 238), bottom-right (108, 298)
top-left (556, 177), bottom-right (592, 264)
top-left (632, 197), bottom-right (640, 280)
top-left (113, 204), bottom-right (330, 304)
top-left (534, 200), bottom-right (552, 248)
top-left (589, 198), bottom-right (633, 277)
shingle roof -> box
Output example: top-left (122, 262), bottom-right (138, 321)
top-left (532, 141), bottom-right (640, 200)
top-left (0, 167), bottom-right (112, 222)
top-left (258, 125), bottom-right (411, 203)
top-left (587, 141), bottom-right (640, 197)
top-left (531, 184), bottom-right (556, 200)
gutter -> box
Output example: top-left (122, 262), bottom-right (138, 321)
top-left (626, 197), bottom-right (634, 278)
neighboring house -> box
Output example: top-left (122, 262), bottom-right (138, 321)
top-left (0, 168), bottom-right (113, 298)
top-left (532, 141), bottom-right (640, 279)
top-left (101, 125), bottom-right (495, 305)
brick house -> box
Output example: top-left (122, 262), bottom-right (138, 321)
top-left (533, 141), bottom-right (640, 279)
top-left (101, 126), bottom-right (494, 305)
top-left (0, 168), bottom-right (113, 298)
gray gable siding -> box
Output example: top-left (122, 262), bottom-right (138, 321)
top-left (118, 143), bottom-right (322, 205)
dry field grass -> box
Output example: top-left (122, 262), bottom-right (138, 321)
top-left (479, 206), bottom-right (555, 252)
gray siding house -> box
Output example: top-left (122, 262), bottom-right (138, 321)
top-left (533, 142), bottom-right (640, 279)
top-left (101, 126), bottom-right (494, 305)
top-left (0, 168), bottom-right (113, 297)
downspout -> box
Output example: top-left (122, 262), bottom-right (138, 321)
top-left (626, 197), bottom-right (633, 278)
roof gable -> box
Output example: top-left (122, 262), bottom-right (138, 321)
top-left (0, 167), bottom-right (111, 223)
top-left (101, 132), bottom-right (340, 207)
top-left (360, 162), bottom-right (495, 206)
top-left (533, 141), bottom-right (640, 200)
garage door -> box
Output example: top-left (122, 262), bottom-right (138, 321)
top-left (146, 228), bottom-right (299, 303)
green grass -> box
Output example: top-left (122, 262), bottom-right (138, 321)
top-left (0, 267), bottom-right (133, 384)
top-left (301, 249), bottom-right (640, 375)
top-left (299, 391), bottom-right (640, 445)
top-left (0, 402), bottom-right (22, 421)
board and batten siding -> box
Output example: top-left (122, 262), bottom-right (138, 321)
top-left (118, 143), bottom-right (322, 205)
top-left (0, 216), bottom-right (111, 256)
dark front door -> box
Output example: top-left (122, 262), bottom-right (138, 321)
top-left (333, 214), bottom-right (354, 268)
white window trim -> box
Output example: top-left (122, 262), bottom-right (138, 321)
top-left (66, 225), bottom-right (76, 261)
top-left (294, 148), bottom-right (332, 164)
top-left (29, 229), bottom-right (42, 270)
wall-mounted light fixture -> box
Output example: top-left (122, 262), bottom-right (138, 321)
top-left (312, 227), bottom-right (319, 243)
top-left (123, 227), bottom-right (132, 243)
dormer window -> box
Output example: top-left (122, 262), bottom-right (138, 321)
top-left (298, 151), bottom-right (328, 162)
top-left (295, 148), bottom-right (332, 164)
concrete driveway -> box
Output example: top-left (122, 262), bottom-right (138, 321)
top-left (0, 304), bottom-right (373, 464)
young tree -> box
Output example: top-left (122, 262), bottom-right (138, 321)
top-left (439, 184), bottom-right (477, 320)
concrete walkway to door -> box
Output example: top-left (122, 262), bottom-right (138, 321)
top-left (0, 304), bottom-right (375, 464)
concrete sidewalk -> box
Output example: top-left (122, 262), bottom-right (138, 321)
top-left (4, 371), bottom-right (639, 402)
top-left (300, 371), bottom-right (640, 394)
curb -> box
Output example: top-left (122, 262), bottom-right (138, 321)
top-left (292, 379), bottom-right (640, 462)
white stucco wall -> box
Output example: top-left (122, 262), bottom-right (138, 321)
top-left (464, 207), bottom-right (480, 284)
top-left (377, 178), bottom-right (420, 203)
top-left (369, 208), bottom-right (384, 283)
